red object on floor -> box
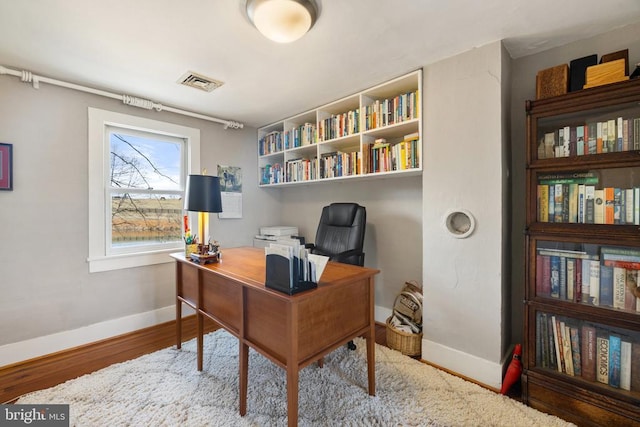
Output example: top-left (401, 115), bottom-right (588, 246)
top-left (500, 343), bottom-right (522, 395)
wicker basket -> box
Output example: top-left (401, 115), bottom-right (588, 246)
top-left (386, 316), bottom-right (422, 356)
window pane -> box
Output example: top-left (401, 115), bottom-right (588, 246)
top-left (109, 131), bottom-right (182, 191)
top-left (111, 193), bottom-right (182, 247)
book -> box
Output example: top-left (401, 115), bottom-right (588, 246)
top-left (594, 189), bottom-right (605, 224)
top-left (620, 340), bottom-right (632, 391)
top-left (604, 187), bottom-right (615, 224)
top-left (566, 258), bottom-right (575, 301)
top-left (625, 269), bottom-right (638, 312)
top-left (585, 185), bottom-right (595, 223)
top-left (568, 183), bottom-right (578, 223)
top-left (578, 184), bottom-right (585, 223)
top-left (550, 256), bottom-right (561, 298)
top-left (581, 325), bottom-right (597, 381)
top-left (547, 316), bottom-right (558, 370)
top-left (554, 183), bottom-right (563, 222)
top-left (607, 119), bottom-right (616, 153)
top-left (626, 188), bottom-right (635, 224)
top-left (589, 260), bottom-right (600, 306)
top-left (569, 327), bottom-right (582, 377)
top-left (587, 122), bottom-right (598, 154)
top-left (544, 132), bottom-right (556, 159)
top-left (601, 246), bottom-right (640, 262)
top-left (562, 126), bottom-right (571, 157)
top-left (581, 259), bottom-right (591, 303)
top-left (537, 255), bottom-right (551, 297)
top-left (538, 185), bottom-right (549, 222)
top-left (596, 121), bottom-right (604, 153)
top-left (536, 312), bottom-right (545, 367)
top-left (613, 188), bottom-right (622, 224)
top-left (597, 334), bottom-right (609, 384)
top-left (576, 125), bottom-right (585, 155)
top-left (600, 265), bottom-right (614, 307)
top-left (609, 334), bottom-right (621, 388)
top-left (617, 117), bottom-right (624, 152)
top-left (562, 322), bottom-right (574, 375)
top-left (631, 342), bottom-right (640, 391)
top-left (575, 258), bottom-right (583, 303)
top-left (559, 256), bottom-right (567, 300)
top-left (551, 316), bottom-right (565, 373)
top-left (613, 267), bottom-right (626, 309)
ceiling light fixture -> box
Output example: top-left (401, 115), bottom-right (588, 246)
top-left (246, 0), bottom-right (317, 43)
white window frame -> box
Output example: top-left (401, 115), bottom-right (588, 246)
top-left (88, 108), bottom-right (200, 272)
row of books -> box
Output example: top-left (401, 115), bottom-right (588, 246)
top-left (259, 131), bottom-right (284, 156)
top-left (362, 133), bottom-right (420, 174)
top-left (259, 163), bottom-right (284, 185)
top-left (535, 312), bottom-right (639, 391)
top-left (284, 123), bottom-right (316, 149)
top-left (319, 151), bottom-right (360, 179)
top-left (537, 182), bottom-right (640, 225)
top-left (317, 109), bottom-right (360, 142)
top-left (364, 90), bottom-right (419, 131)
top-left (538, 117), bottom-right (640, 159)
top-left (285, 158), bottom-right (316, 182)
top-left (536, 247), bottom-right (640, 313)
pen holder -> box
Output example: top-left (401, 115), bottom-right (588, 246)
top-left (185, 244), bottom-right (197, 258)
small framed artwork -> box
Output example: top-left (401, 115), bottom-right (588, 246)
top-left (0, 143), bottom-right (13, 191)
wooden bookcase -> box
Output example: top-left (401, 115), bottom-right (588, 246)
top-left (524, 78), bottom-right (640, 426)
top-left (257, 70), bottom-right (422, 187)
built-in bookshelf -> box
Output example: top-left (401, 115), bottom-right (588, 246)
top-left (258, 70), bottom-right (422, 186)
top-left (524, 78), bottom-right (640, 426)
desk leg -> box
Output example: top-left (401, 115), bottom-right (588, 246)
top-left (197, 312), bottom-right (203, 371)
top-left (239, 340), bottom-right (249, 416)
top-left (286, 365), bottom-right (298, 427)
top-left (176, 299), bottom-right (182, 350)
top-left (366, 334), bottom-right (376, 396)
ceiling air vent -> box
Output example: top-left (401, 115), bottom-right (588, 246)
top-left (177, 71), bottom-right (224, 92)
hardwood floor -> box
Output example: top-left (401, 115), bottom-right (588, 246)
top-left (1, 317), bottom-right (390, 404)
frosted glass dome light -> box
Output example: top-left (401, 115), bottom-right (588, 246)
top-left (246, 0), bottom-right (318, 43)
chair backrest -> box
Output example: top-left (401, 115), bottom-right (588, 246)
top-left (313, 202), bottom-right (366, 266)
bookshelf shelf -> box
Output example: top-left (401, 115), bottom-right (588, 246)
top-left (524, 78), bottom-right (640, 426)
top-left (257, 70), bottom-right (422, 186)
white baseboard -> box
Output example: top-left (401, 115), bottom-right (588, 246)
top-left (422, 338), bottom-right (503, 390)
top-left (375, 305), bottom-right (392, 324)
top-left (0, 305), bottom-right (195, 368)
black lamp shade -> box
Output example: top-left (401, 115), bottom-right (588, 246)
top-left (184, 175), bottom-right (223, 213)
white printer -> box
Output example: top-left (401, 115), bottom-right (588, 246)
top-left (254, 226), bottom-right (300, 248)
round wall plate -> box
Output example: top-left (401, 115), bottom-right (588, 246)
top-left (443, 209), bottom-right (476, 239)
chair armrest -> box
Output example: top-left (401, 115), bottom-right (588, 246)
top-left (333, 249), bottom-right (364, 264)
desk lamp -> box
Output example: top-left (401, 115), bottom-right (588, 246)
top-left (183, 174), bottom-right (223, 257)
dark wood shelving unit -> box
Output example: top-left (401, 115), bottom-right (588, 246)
top-left (524, 78), bottom-right (640, 426)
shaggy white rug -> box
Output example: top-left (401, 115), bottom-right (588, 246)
top-left (16, 330), bottom-right (574, 426)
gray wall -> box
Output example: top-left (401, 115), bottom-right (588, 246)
top-left (422, 41), bottom-right (508, 388)
top-left (509, 21), bottom-right (640, 345)
top-left (0, 76), bottom-right (279, 351)
top-left (277, 175), bottom-right (423, 319)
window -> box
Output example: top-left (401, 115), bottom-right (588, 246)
top-left (88, 108), bottom-right (200, 272)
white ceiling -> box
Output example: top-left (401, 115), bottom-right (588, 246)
top-left (1, 0), bottom-right (640, 129)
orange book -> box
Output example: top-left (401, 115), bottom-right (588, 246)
top-left (596, 121), bottom-right (603, 154)
top-left (604, 187), bottom-right (615, 224)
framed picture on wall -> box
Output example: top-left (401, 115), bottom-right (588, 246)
top-left (0, 143), bottom-right (13, 191)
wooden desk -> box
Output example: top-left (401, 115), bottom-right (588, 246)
top-left (172, 247), bottom-right (379, 427)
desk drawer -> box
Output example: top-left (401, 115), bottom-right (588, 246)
top-left (177, 262), bottom-right (199, 307)
top-left (201, 274), bottom-right (242, 334)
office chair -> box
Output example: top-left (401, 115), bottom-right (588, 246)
top-left (306, 202), bottom-right (366, 350)
top-left (306, 202), bottom-right (366, 266)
